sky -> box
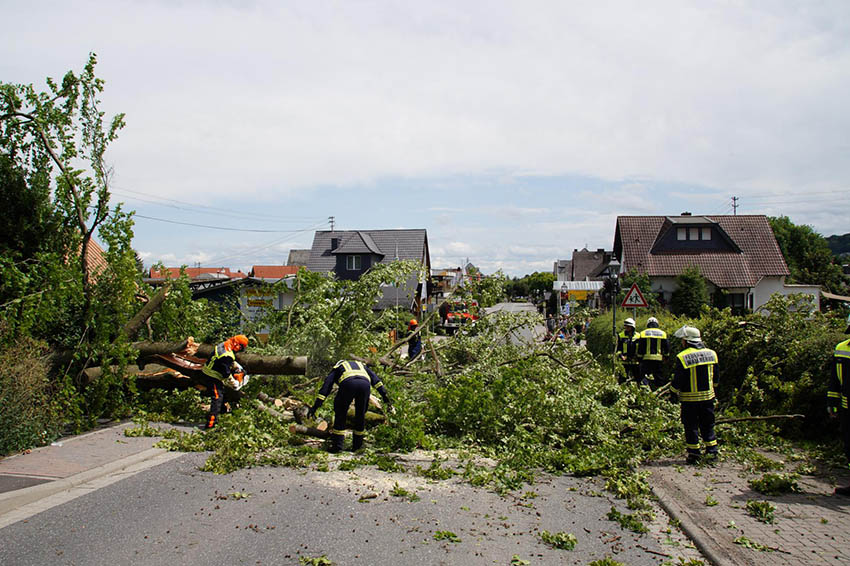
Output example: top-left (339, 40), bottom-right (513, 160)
top-left (2, 1), bottom-right (849, 277)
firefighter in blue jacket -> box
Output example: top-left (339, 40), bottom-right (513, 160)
top-left (637, 317), bottom-right (669, 388)
top-left (308, 360), bottom-right (393, 452)
top-left (828, 328), bottom-right (850, 496)
top-left (407, 319), bottom-right (423, 360)
top-left (671, 326), bottom-right (718, 464)
top-left (617, 317), bottom-right (639, 383)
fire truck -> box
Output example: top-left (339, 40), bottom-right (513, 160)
top-left (439, 299), bottom-right (479, 334)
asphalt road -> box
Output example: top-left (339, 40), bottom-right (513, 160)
top-left (0, 451), bottom-right (701, 566)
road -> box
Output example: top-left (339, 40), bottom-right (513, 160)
top-left (0, 451), bottom-right (700, 566)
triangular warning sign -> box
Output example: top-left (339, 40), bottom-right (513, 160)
top-left (621, 283), bottom-right (648, 308)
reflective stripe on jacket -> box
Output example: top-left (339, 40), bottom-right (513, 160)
top-left (638, 328), bottom-right (668, 361)
top-left (829, 339), bottom-right (850, 410)
top-left (672, 346), bottom-right (718, 402)
top-left (202, 343), bottom-right (236, 380)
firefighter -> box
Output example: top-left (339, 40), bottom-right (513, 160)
top-left (201, 334), bottom-right (249, 430)
top-left (828, 323), bottom-right (850, 496)
top-left (407, 319), bottom-right (422, 360)
top-left (671, 326), bottom-right (718, 464)
top-left (637, 317), bottom-right (669, 388)
top-left (307, 360), bottom-right (393, 452)
top-left (617, 318), bottom-right (639, 383)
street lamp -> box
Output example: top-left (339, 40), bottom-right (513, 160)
top-left (559, 282), bottom-right (568, 318)
top-left (605, 258), bottom-right (621, 374)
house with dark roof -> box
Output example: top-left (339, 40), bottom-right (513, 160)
top-left (614, 214), bottom-right (820, 311)
top-left (554, 249), bottom-right (614, 282)
top-left (306, 229), bottom-right (430, 310)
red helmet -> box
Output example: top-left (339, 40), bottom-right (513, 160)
top-left (409, 319), bottom-right (418, 327)
top-left (230, 334), bottom-right (249, 351)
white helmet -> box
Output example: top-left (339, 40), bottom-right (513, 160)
top-left (646, 317), bottom-right (659, 328)
top-left (624, 318), bottom-right (636, 328)
top-left (674, 325), bottom-right (701, 343)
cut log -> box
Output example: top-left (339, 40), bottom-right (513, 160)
top-left (254, 399), bottom-right (294, 421)
top-left (289, 423), bottom-right (330, 439)
top-left (132, 340), bottom-right (307, 375)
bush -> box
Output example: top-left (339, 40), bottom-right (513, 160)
top-left (0, 330), bottom-right (67, 455)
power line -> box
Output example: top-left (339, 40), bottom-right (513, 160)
top-left (201, 221), bottom-right (328, 265)
top-left (133, 214), bottom-right (321, 233)
top-left (111, 186), bottom-right (320, 223)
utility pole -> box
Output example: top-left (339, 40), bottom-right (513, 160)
top-left (731, 196), bottom-right (738, 215)
top-left (328, 216), bottom-right (335, 231)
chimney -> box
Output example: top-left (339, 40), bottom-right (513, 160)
top-left (681, 212), bottom-right (692, 216)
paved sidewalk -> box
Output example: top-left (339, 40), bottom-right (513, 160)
top-left (0, 421), bottom-right (186, 525)
top-left (646, 455), bottom-right (850, 566)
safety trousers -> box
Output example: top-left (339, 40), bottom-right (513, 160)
top-left (681, 399), bottom-right (717, 457)
top-left (201, 376), bottom-right (225, 429)
top-left (332, 377), bottom-right (371, 451)
top-left (639, 360), bottom-right (664, 388)
top-left (842, 411), bottom-right (850, 464)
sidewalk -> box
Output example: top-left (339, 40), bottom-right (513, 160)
top-left (0, 421), bottom-right (185, 527)
top-left (646, 455), bottom-right (850, 566)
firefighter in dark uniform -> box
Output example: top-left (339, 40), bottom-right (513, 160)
top-left (637, 316), bottom-right (669, 388)
top-left (407, 319), bottom-right (422, 360)
top-left (308, 360), bottom-right (393, 452)
top-left (828, 325), bottom-right (850, 496)
top-left (201, 334), bottom-right (249, 430)
top-left (671, 326), bottom-right (718, 464)
top-left (617, 317), bottom-right (639, 383)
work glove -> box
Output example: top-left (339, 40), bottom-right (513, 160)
top-left (227, 376), bottom-right (240, 389)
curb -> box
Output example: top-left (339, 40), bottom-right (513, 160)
top-left (649, 472), bottom-right (745, 566)
top-left (0, 448), bottom-right (183, 529)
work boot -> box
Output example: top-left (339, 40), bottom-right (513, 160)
top-left (835, 485), bottom-right (850, 497)
top-left (703, 452), bottom-right (718, 466)
top-left (351, 433), bottom-right (364, 452)
top-left (328, 433), bottom-right (344, 453)
top-left (686, 453), bottom-right (700, 465)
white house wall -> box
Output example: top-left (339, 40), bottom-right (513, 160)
top-left (753, 278), bottom-right (820, 311)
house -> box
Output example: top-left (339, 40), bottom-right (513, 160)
top-left (287, 249), bottom-right (310, 266)
top-left (83, 239), bottom-right (108, 282)
top-left (306, 229), bottom-right (430, 311)
top-left (148, 266), bottom-right (248, 280)
top-left (553, 259), bottom-right (571, 281)
top-left (614, 214), bottom-right (820, 312)
top-left (249, 265), bottom-right (300, 279)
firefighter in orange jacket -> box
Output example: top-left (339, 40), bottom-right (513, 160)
top-left (828, 327), bottom-right (850, 496)
top-left (201, 334), bottom-right (249, 429)
top-left (671, 326), bottom-right (718, 464)
top-left (308, 360), bottom-right (392, 452)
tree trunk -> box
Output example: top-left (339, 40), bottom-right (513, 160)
top-left (123, 284), bottom-right (170, 340)
top-left (131, 340), bottom-right (308, 375)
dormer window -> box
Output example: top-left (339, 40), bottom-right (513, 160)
top-left (346, 255), bottom-right (361, 270)
top-left (677, 227), bottom-right (709, 241)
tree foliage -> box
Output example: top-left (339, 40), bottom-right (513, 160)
top-left (670, 266), bottom-right (709, 317)
top-left (506, 272), bottom-right (555, 302)
top-left (0, 54), bottom-right (143, 449)
top-left (769, 216), bottom-right (845, 293)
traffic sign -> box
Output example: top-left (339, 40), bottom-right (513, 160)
top-left (621, 283), bottom-right (648, 308)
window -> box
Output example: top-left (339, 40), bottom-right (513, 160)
top-left (677, 228), bottom-right (687, 240)
top-left (689, 227), bottom-right (700, 240)
top-left (346, 255), bottom-right (361, 270)
top-left (701, 228), bottom-right (711, 240)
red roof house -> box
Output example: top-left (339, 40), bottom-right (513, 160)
top-left (614, 214), bottom-right (817, 311)
top-left (249, 265), bottom-right (300, 279)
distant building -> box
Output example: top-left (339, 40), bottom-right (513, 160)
top-left (554, 248), bottom-right (614, 281)
top-left (614, 213), bottom-right (820, 312)
top-left (287, 249), bottom-right (310, 266)
top-left (306, 229), bottom-right (430, 311)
